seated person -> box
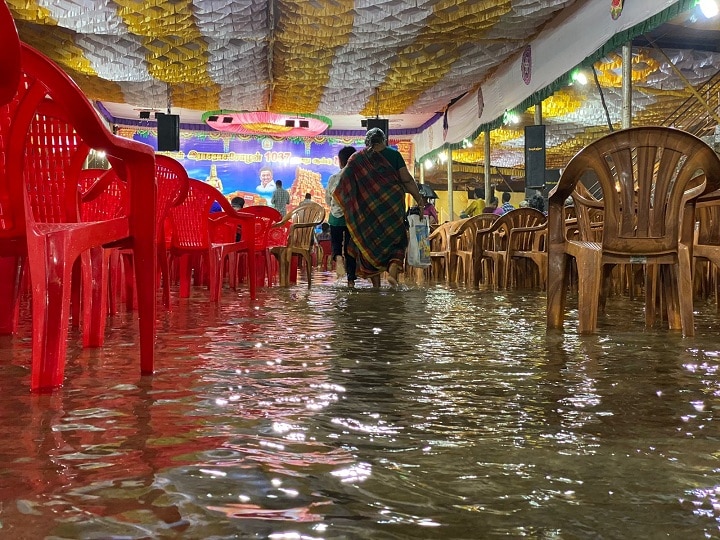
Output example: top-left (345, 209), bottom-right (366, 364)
top-left (461, 187), bottom-right (485, 218)
top-left (231, 196), bottom-right (245, 210)
top-left (483, 196), bottom-right (499, 214)
top-left (230, 196), bottom-right (245, 240)
top-left (317, 222), bottom-right (331, 241)
top-left (422, 195), bottom-right (438, 225)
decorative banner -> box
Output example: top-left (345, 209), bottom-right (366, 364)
top-left (120, 127), bottom-right (414, 215)
top-left (521, 45), bottom-right (532, 85)
top-left (611, 0), bottom-right (625, 20)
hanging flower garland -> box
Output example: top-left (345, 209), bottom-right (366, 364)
top-left (202, 111), bottom-right (332, 137)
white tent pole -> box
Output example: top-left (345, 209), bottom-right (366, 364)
top-left (447, 149), bottom-right (454, 220)
top-left (484, 128), bottom-right (491, 206)
top-left (622, 42), bottom-right (632, 129)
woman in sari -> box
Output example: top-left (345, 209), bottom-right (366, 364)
top-left (333, 128), bottom-right (424, 287)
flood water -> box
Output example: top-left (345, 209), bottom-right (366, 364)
top-left (1, 272), bottom-right (720, 539)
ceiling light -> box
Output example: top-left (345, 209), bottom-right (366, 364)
top-left (503, 111), bottom-right (520, 125)
top-left (699, 0), bottom-right (719, 18)
top-left (572, 70), bottom-right (588, 85)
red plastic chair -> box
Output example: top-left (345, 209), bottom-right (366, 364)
top-left (118, 155), bottom-right (189, 311)
top-left (0, 0), bottom-right (19, 106)
top-left (238, 206), bottom-right (282, 286)
top-left (318, 239), bottom-right (332, 270)
top-left (77, 168), bottom-right (128, 336)
top-left (168, 179), bottom-right (256, 302)
top-left (0, 36), bottom-right (156, 391)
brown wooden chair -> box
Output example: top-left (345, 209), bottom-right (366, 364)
top-left (428, 220), bottom-right (456, 281)
top-left (269, 202), bottom-right (325, 287)
top-left (547, 126), bottom-right (720, 336)
top-left (693, 193), bottom-right (720, 306)
top-left (503, 210), bottom-right (548, 289)
top-left (476, 209), bottom-right (545, 288)
top-left (451, 214), bottom-right (497, 285)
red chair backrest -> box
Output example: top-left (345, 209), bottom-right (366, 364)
top-left (79, 168), bottom-right (128, 221)
top-left (155, 155), bottom-right (189, 236)
top-left (168, 178), bottom-right (225, 250)
top-left (1, 42), bottom-right (155, 240)
top-left (242, 206), bottom-right (282, 250)
top-left (0, 0), bottom-right (20, 106)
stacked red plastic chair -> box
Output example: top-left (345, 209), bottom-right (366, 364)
top-left (117, 155), bottom-right (189, 311)
top-left (0, 0), bottom-right (157, 391)
top-left (167, 178), bottom-right (257, 302)
top-left (236, 206), bottom-right (282, 287)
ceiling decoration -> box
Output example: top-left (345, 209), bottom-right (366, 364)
top-left (6, 0), bottom-right (576, 127)
top-left (5, 0), bottom-right (719, 174)
top-left (448, 44), bottom-right (720, 169)
top-left (202, 111), bottom-right (332, 137)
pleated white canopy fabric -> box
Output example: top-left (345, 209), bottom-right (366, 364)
top-left (6, 0), bottom-right (717, 168)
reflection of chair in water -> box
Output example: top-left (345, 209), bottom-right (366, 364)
top-left (269, 202), bottom-right (326, 287)
top-left (547, 126), bottom-right (720, 336)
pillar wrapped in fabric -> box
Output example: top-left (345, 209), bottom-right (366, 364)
top-left (525, 125), bottom-right (546, 189)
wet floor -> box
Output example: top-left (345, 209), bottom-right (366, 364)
top-left (1, 272), bottom-right (720, 538)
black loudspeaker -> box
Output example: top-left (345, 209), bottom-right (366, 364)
top-left (157, 113), bottom-right (180, 152)
top-left (366, 118), bottom-right (390, 137)
top-left (524, 125), bottom-right (546, 189)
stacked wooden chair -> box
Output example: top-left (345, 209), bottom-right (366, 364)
top-left (546, 126), bottom-right (720, 336)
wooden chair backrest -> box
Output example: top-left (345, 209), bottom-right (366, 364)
top-left (549, 127), bottom-right (720, 255)
top-left (286, 202), bottom-right (325, 251)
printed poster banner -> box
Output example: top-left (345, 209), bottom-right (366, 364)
top-left (120, 127), bottom-right (414, 216)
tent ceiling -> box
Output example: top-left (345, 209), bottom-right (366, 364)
top-left (6, 0), bottom-right (720, 170)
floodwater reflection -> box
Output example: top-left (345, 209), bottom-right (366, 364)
top-left (1, 276), bottom-right (720, 538)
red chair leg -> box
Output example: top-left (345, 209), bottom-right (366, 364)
top-left (82, 246), bottom-right (109, 347)
top-left (0, 255), bottom-right (23, 334)
top-left (132, 231), bottom-right (156, 376)
top-left (28, 241), bottom-right (74, 391)
top-left (178, 254), bottom-right (191, 298)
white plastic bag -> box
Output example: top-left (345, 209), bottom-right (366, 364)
top-left (407, 214), bottom-right (431, 268)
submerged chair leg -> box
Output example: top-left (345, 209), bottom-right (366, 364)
top-left (82, 246), bottom-right (109, 347)
top-left (0, 255), bottom-right (23, 334)
top-left (27, 237), bottom-right (75, 391)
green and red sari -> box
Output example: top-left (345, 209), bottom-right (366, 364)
top-left (333, 148), bottom-right (407, 278)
